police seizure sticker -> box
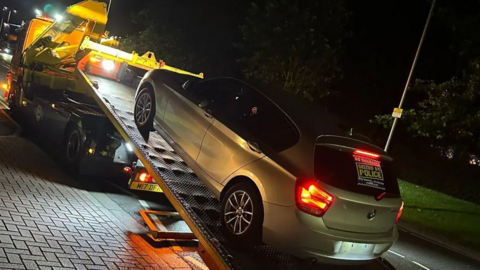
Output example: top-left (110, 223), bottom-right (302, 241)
top-left (354, 154), bottom-right (385, 190)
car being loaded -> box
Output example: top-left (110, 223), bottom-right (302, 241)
top-left (133, 69), bottom-right (404, 264)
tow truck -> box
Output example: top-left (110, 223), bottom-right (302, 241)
top-left (3, 4), bottom-right (175, 176)
top-left (4, 1), bottom-right (395, 269)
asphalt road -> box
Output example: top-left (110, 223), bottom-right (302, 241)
top-left (0, 62), bottom-right (479, 270)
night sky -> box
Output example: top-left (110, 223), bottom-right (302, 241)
top-left (0, 0), bottom-right (149, 35)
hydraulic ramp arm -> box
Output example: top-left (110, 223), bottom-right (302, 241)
top-left (79, 36), bottom-right (204, 79)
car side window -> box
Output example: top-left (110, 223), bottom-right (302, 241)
top-left (183, 79), bottom-right (238, 115)
top-left (232, 85), bottom-right (299, 153)
top-left (184, 78), bottom-right (299, 152)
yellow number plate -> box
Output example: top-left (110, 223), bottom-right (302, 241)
top-left (130, 182), bottom-right (163, 193)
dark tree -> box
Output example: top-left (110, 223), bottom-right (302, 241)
top-left (236, 0), bottom-right (350, 100)
top-left (120, 0), bottom-right (246, 76)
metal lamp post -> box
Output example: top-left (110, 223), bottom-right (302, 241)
top-left (0, 7), bottom-right (7, 34)
top-left (0, 7), bottom-right (16, 35)
top-left (107, 0), bottom-right (112, 15)
top-left (384, 0), bottom-right (437, 152)
top-left (7, 9), bottom-right (17, 23)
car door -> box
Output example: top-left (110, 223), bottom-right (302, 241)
top-left (163, 78), bottom-right (231, 161)
top-left (197, 81), bottom-right (300, 183)
top-left (196, 80), bottom-right (267, 183)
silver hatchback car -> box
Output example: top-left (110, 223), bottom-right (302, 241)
top-left (134, 69), bottom-right (404, 264)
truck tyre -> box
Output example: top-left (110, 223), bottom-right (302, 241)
top-left (7, 81), bottom-right (20, 114)
top-left (221, 182), bottom-right (264, 244)
top-left (63, 124), bottom-right (86, 172)
top-left (134, 87), bottom-right (155, 138)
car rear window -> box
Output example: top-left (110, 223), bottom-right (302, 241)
top-left (314, 145), bottom-right (400, 197)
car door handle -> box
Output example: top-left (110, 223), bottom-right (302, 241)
top-left (246, 141), bottom-right (262, 153)
top-left (204, 109), bottom-right (213, 118)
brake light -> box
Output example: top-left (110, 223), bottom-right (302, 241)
top-left (123, 167), bottom-right (132, 174)
top-left (295, 178), bottom-right (334, 217)
top-left (396, 201), bottom-right (404, 224)
top-left (354, 149), bottom-right (380, 159)
top-left (137, 172), bottom-right (153, 182)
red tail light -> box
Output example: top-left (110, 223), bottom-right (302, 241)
top-left (295, 178), bottom-right (334, 217)
top-left (396, 201), bottom-right (404, 224)
top-left (354, 149), bottom-right (380, 159)
top-left (123, 167), bottom-right (132, 174)
top-left (137, 172), bottom-right (153, 182)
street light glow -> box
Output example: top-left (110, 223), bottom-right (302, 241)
top-left (35, 9), bottom-right (42, 16)
top-left (54, 14), bottom-right (63, 21)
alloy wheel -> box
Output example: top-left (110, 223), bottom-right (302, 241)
top-left (135, 91), bottom-right (152, 126)
top-left (224, 190), bottom-right (254, 235)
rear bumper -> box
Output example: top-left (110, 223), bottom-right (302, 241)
top-left (262, 202), bottom-right (398, 264)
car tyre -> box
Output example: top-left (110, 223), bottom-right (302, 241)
top-left (134, 87), bottom-right (155, 138)
top-left (221, 182), bottom-right (264, 244)
top-left (63, 124), bottom-right (86, 172)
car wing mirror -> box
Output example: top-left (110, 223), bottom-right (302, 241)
top-left (182, 80), bottom-right (192, 90)
top-left (199, 100), bottom-right (210, 109)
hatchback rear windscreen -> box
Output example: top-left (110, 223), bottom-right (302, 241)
top-left (314, 145), bottom-right (401, 197)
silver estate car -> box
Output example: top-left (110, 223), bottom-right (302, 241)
top-left (133, 69), bottom-right (404, 264)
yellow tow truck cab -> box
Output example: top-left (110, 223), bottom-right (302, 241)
top-left (5, 0), bottom-right (202, 182)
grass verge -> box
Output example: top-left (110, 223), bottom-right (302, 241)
top-left (399, 180), bottom-right (480, 252)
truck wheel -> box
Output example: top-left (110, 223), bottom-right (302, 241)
top-left (134, 87), bottom-right (155, 137)
top-left (7, 82), bottom-right (20, 113)
top-left (221, 182), bottom-right (264, 244)
top-left (63, 124), bottom-right (86, 171)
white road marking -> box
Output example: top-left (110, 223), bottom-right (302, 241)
top-left (185, 256), bottom-right (209, 270)
top-left (138, 199), bottom-right (150, 209)
top-left (398, 227), bottom-right (408, 232)
top-left (388, 250), bottom-right (405, 258)
top-left (412, 261), bottom-right (431, 270)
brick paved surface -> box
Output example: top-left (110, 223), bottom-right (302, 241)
top-left (0, 137), bottom-right (192, 270)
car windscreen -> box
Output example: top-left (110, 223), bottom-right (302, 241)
top-left (314, 145), bottom-right (401, 197)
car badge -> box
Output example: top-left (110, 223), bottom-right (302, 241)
top-left (367, 209), bottom-right (376, 220)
